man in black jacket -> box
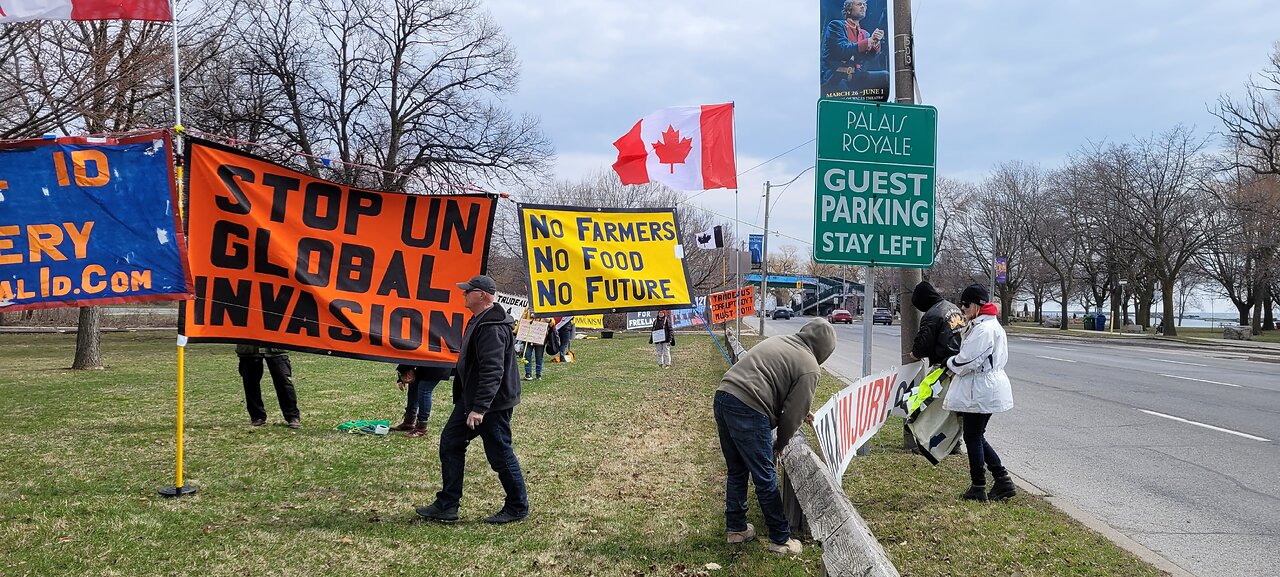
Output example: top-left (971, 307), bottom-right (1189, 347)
top-left (908, 281), bottom-right (963, 365)
top-left (417, 275), bottom-right (528, 524)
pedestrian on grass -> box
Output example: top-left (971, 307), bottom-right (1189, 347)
top-left (945, 284), bottom-right (1017, 502)
top-left (650, 310), bottom-right (675, 368)
top-left (236, 344), bottom-right (300, 429)
top-left (523, 318), bottom-right (559, 380)
top-left (391, 364), bottom-right (453, 438)
top-left (905, 280), bottom-right (966, 456)
top-left (554, 317), bottom-right (575, 362)
top-left (714, 317), bottom-right (836, 556)
top-left (417, 275), bottom-right (528, 524)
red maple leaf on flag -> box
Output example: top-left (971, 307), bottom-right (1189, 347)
top-left (651, 125), bottom-right (693, 174)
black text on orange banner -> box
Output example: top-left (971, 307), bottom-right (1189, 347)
top-left (517, 204), bottom-right (694, 316)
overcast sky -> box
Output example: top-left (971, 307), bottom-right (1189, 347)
top-left (485, 0), bottom-right (1279, 311)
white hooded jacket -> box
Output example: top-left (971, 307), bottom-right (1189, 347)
top-left (943, 307), bottom-right (1013, 413)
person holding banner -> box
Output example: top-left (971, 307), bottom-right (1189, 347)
top-left (714, 318), bottom-right (836, 556)
top-left (417, 275), bottom-right (528, 524)
top-left (523, 318), bottom-right (559, 380)
top-left (945, 284), bottom-right (1016, 502)
top-left (392, 364), bottom-right (453, 438)
top-left (649, 310), bottom-right (675, 368)
top-left (236, 345), bottom-right (300, 429)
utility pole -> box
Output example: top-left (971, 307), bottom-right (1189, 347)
top-left (758, 181), bottom-right (771, 336)
top-left (894, 0), bottom-right (921, 452)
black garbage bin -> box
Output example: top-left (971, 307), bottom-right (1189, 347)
top-left (1083, 313), bottom-right (1095, 330)
top-left (1095, 313), bottom-right (1107, 331)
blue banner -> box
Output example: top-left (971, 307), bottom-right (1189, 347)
top-left (749, 234), bottom-right (763, 266)
top-left (820, 0), bottom-right (893, 101)
top-left (0, 132), bottom-right (189, 311)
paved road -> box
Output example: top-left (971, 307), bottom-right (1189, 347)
top-left (763, 317), bottom-right (1280, 577)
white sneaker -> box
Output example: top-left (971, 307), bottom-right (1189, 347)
top-left (726, 523), bottom-right (756, 544)
top-left (768, 538), bottom-right (802, 556)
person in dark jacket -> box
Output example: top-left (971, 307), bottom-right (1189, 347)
top-left (391, 364), bottom-right (453, 438)
top-left (417, 275), bottom-right (528, 524)
top-left (907, 281), bottom-right (964, 365)
top-left (236, 344), bottom-right (300, 428)
top-left (650, 310), bottom-right (675, 368)
top-left (904, 281), bottom-right (966, 455)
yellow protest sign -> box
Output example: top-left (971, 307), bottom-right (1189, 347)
top-left (575, 315), bottom-right (604, 329)
top-left (518, 204), bottom-right (694, 316)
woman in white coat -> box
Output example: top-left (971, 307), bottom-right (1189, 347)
top-left (944, 284), bottom-right (1017, 502)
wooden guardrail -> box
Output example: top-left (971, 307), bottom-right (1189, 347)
top-left (780, 431), bottom-right (900, 577)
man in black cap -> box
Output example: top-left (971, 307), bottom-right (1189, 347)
top-left (417, 274), bottom-right (528, 524)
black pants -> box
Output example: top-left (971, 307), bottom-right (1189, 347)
top-left (436, 404), bottom-right (528, 515)
top-left (958, 412), bottom-right (1006, 486)
top-left (239, 354), bottom-right (299, 421)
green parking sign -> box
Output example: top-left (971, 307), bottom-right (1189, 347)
top-left (812, 99), bottom-right (937, 267)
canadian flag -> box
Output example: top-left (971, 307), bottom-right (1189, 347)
top-left (612, 103), bottom-right (737, 191)
top-left (0, 0), bottom-right (170, 21)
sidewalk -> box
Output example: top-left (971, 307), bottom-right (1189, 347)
top-left (1009, 324), bottom-right (1280, 358)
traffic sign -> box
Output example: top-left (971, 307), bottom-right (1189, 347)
top-left (813, 99), bottom-right (937, 267)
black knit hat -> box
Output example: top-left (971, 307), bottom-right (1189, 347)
top-left (959, 283), bottom-right (989, 307)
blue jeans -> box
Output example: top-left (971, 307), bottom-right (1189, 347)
top-left (714, 391), bottom-right (789, 545)
top-left (557, 326), bottom-right (574, 357)
top-left (524, 345), bottom-right (545, 378)
top-left (405, 378), bottom-right (440, 422)
top-left (436, 404), bottom-right (528, 515)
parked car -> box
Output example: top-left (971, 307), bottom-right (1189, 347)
top-left (827, 309), bottom-right (853, 324)
top-left (872, 307), bottom-right (894, 325)
top-left (771, 307), bottom-right (793, 320)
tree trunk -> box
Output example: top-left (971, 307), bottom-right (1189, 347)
top-left (72, 306), bottom-right (103, 369)
top-left (1160, 278), bottom-right (1178, 337)
top-left (1265, 289), bottom-right (1275, 332)
top-left (1060, 300), bottom-right (1069, 331)
top-left (1235, 302), bottom-right (1251, 326)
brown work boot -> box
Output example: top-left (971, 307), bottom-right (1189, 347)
top-left (390, 413), bottom-right (416, 432)
top-left (406, 421), bottom-right (429, 438)
top-left (768, 538), bottom-right (802, 556)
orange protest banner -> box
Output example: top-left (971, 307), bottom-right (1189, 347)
top-left (707, 286), bottom-right (754, 324)
top-left (179, 138), bottom-right (496, 366)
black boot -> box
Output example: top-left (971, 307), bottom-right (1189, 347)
top-left (961, 484), bottom-right (988, 502)
top-left (989, 473), bottom-right (1017, 501)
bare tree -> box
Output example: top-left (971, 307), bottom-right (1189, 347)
top-left (1012, 162), bottom-right (1087, 329)
top-left (1214, 42), bottom-right (1280, 177)
top-left (186, 0), bottom-right (551, 193)
top-left (1092, 126), bottom-right (1215, 336)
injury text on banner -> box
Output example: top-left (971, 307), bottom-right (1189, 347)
top-left (517, 204), bottom-right (694, 316)
top-left (707, 286), bottom-right (755, 324)
top-left (179, 138), bottom-right (495, 367)
top-left (0, 131), bottom-right (191, 311)
top-left (812, 361), bottom-right (926, 481)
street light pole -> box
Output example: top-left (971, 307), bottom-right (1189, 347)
top-left (758, 167), bottom-right (813, 337)
top-left (894, 0), bottom-right (921, 361)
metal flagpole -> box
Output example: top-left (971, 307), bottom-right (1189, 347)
top-left (730, 102), bottom-right (742, 346)
top-left (160, 0), bottom-right (195, 498)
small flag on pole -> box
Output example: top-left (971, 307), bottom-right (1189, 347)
top-left (0, 0), bottom-right (172, 21)
top-left (612, 103), bottom-right (736, 191)
top-left (696, 225), bottom-right (724, 249)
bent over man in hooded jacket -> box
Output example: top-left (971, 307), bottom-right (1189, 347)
top-left (714, 318), bottom-right (837, 556)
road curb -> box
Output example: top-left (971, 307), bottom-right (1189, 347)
top-left (1009, 474), bottom-right (1197, 577)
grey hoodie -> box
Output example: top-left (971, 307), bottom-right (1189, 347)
top-left (717, 318), bottom-right (837, 448)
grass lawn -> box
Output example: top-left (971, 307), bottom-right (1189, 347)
top-left (0, 331), bottom-right (1163, 576)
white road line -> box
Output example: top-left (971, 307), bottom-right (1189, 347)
top-left (1159, 374), bottom-right (1241, 388)
top-left (1043, 346), bottom-right (1077, 352)
top-left (1035, 355), bottom-right (1078, 363)
top-left (1137, 409), bottom-right (1271, 442)
top-left (1147, 358), bottom-right (1209, 367)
